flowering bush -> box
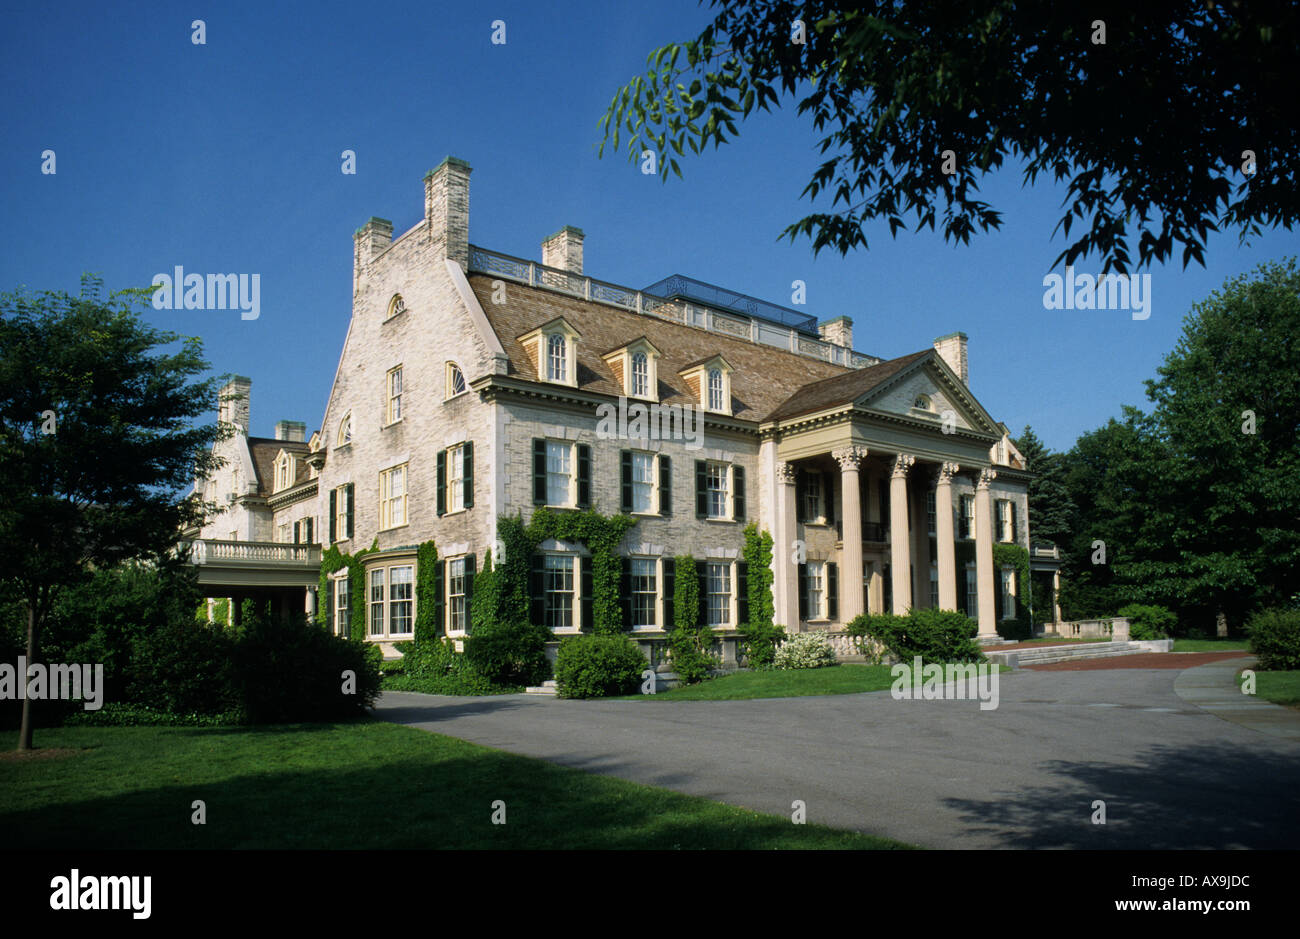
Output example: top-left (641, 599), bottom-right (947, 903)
top-left (773, 632), bottom-right (838, 669)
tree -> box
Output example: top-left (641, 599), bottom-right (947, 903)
top-left (599, 1), bottom-right (1298, 273)
top-left (1055, 259), bottom-right (1300, 629)
top-left (0, 276), bottom-right (224, 749)
top-left (1011, 425), bottom-right (1074, 553)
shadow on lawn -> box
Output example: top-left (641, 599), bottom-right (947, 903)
top-left (943, 740), bottom-right (1300, 849)
top-left (0, 745), bottom-right (880, 850)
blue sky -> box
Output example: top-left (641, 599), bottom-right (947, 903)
top-left (2, 0), bottom-right (1294, 454)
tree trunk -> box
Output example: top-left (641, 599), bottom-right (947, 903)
top-left (18, 603), bottom-right (36, 751)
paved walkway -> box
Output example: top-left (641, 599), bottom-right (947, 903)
top-left (1174, 655), bottom-right (1300, 741)
top-left (1025, 650), bottom-right (1250, 671)
top-left (376, 658), bottom-right (1300, 849)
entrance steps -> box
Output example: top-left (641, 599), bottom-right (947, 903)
top-left (524, 680), bottom-right (558, 696)
top-left (985, 640), bottom-right (1157, 668)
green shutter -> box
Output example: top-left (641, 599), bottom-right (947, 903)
top-left (621, 451), bottom-right (633, 513)
top-left (737, 561), bottom-right (749, 628)
top-left (580, 556), bottom-right (594, 631)
top-left (695, 460), bottom-right (707, 518)
top-left (464, 554), bottom-right (476, 633)
top-left (577, 444), bottom-right (591, 508)
top-left (1011, 500), bottom-right (1018, 543)
top-left (798, 563), bottom-right (809, 621)
top-left (433, 559), bottom-right (445, 634)
top-left (662, 558), bottom-right (675, 630)
top-left (533, 439), bottom-right (547, 504)
top-left (293, 521), bottom-right (301, 543)
top-left (732, 465), bottom-right (746, 521)
top-left (827, 562), bottom-right (839, 622)
top-left (658, 455), bottom-right (672, 516)
top-left (436, 449), bottom-right (446, 516)
top-left (329, 488), bottom-right (337, 542)
top-left (463, 441), bottom-right (474, 509)
top-left (345, 484), bottom-right (354, 539)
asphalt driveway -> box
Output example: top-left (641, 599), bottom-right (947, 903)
top-left (375, 657), bottom-right (1300, 849)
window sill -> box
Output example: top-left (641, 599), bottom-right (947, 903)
top-left (382, 418), bottom-right (404, 429)
top-left (379, 523), bottom-right (409, 533)
top-left (443, 391), bottom-right (468, 402)
top-left (442, 508), bottom-right (468, 518)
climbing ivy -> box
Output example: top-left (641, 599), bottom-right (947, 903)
top-left (318, 539), bottom-right (379, 642)
top-left (992, 542), bottom-right (1032, 637)
top-left (414, 540), bottom-right (439, 644)
top-left (741, 524), bottom-right (774, 629)
top-left (669, 553), bottom-right (714, 683)
top-left (492, 508), bottom-right (637, 634)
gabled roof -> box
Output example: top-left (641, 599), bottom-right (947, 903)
top-left (764, 350), bottom-right (932, 422)
top-left (471, 275), bottom-right (848, 421)
top-left (247, 437), bottom-right (312, 495)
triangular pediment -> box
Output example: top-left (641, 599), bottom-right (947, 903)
top-left (852, 352), bottom-right (1001, 435)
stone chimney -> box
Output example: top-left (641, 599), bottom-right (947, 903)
top-left (218, 376), bottom-right (252, 431)
top-left (542, 226), bottom-right (585, 274)
top-left (818, 316), bottom-right (853, 350)
top-left (424, 156), bottom-right (472, 270)
top-left (933, 332), bottom-right (969, 385)
top-left (275, 420), bottom-right (306, 442)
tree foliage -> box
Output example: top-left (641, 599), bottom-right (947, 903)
top-left (599, 1), bottom-right (1298, 273)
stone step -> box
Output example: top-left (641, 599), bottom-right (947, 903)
top-left (524, 680), bottom-right (558, 696)
top-left (986, 641), bottom-right (1159, 668)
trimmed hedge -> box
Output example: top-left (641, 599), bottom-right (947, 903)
top-left (1247, 608), bottom-right (1300, 671)
top-left (1118, 603), bottom-right (1177, 640)
top-left (555, 634), bottom-right (647, 699)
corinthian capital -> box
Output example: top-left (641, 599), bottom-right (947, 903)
top-left (832, 445), bottom-right (869, 473)
top-left (935, 461), bottom-right (960, 485)
top-left (976, 467), bottom-right (997, 490)
top-left (775, 461), bottom-right (798, 485)
top-left (891, 453), bottom-right (916, 478)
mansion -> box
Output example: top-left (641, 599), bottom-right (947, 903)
top-left (188, 156), bottom-right (1055, 659)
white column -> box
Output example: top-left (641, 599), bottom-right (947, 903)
top-left (1052, 569), bottom-right (1062, 624)
top-left (935, 462), bottom-right (959, 611)
top-left (974, 467), bottom-right (998, 637)
top-left (833, 446), bottom-right (869, 622)
top-left (776, 462), bottom-right (799, 630)
top-left (889, 453), bottom-right (914, 614)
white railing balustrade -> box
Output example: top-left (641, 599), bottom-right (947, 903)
top-left (467, 244), bottom-right (882, 370)
top-left (190, 539), bottom-right (321, 566)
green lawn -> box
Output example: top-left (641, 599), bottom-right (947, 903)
top-left (1173, 637), bottom-right (1250, 652)
top-left (0, 722), bottom-right (911, 850)
top-left (1237, 669), bottom-right (1300, 708)
top-left (617, 662), bottom-right (1007, 701)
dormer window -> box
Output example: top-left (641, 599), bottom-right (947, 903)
top-left (679, 355), bottom-right (733, 416)
top-left (519, 318), bottom-right (581, 389)
top-left (274, 452), bottom-right (295, 492)
top-left (601, 337), bottom-right (661, 402)
top-left (386, 294), bottom-right (406, 320)
top-left (337, 412), bottom-right (352, 447)
top-left (547, 333), bottom-right (567, 382)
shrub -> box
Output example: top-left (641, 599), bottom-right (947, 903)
top-left (462, 618), bottom-right (553, 688)
top-left (233, 611), bottom-right (381, 723)
top-left (847, 609), bottom-right (984, 664)
top-left (128, 619), bottom-right (240, 716)
top-left (64, 703), bottom-right (244, 727)
top-left (554, 634), bottom-right (647, 698)
top-left (378, 658), bottom-right (405, 675)
top-left (1118, 603), bottom-right (1177, 640)
top-left (739, 622), bottom-right (787, 668)
top-left (1247, 608), bottom-right (1300, 671)
top-left (392, 638), bottom-right (498, 695)
top-left (773, 632), bottom-right (838, 669)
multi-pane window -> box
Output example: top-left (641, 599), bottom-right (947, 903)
top-left (706, 562), bottom-right (731, 627)
top-left (630, 558), bottom-right (657, 629)
top-left (804, 472), bottom-right (823, 521)
top-left (335, 486), bottom-right (349, 541)
top-left (927, 491), bottom-right (937, 536)
top-left (1000, 569), bottom-right (1015, 620)
top-left (965, 567), bottom-right (979, 617)
top-left (543, 555), bottom-right (575, 630)
top-left (380, 464), bottom-right (407, 529)
top-left (961, 495), bottom-right (976, 539)
top-left (369, 570), bottom-right (385, 637)
top-left (447, 445), bottom-right (465, 513)
top-left (630, 352), bottom-right (649, 398)
top-left (547, 333), bottom-right (567, 382)
top-left (389, 567), bottom-right (413, 635)
top-left (334, 575), bottom-right (350, 637)
top-left (930, 564), bottom-right (939, 609)
top-left (546, 441), bottom-right (571, 506)
top-left (998, 500), bottom-right (1014, 542)
top-left (706, 463), bottom-right (729, 518)
top-left (707, 368), bottom-right (724, 411)
top-left (275, 454), bottom-right (293, 492)
top-left (387, 367), bottom-right (403, 423)
top-left (631, 452), bottom-right (654, 513)
top-left (448, 557), bottom-right (468, 633)
top-left (806, 561), bottom-right (825, 619)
